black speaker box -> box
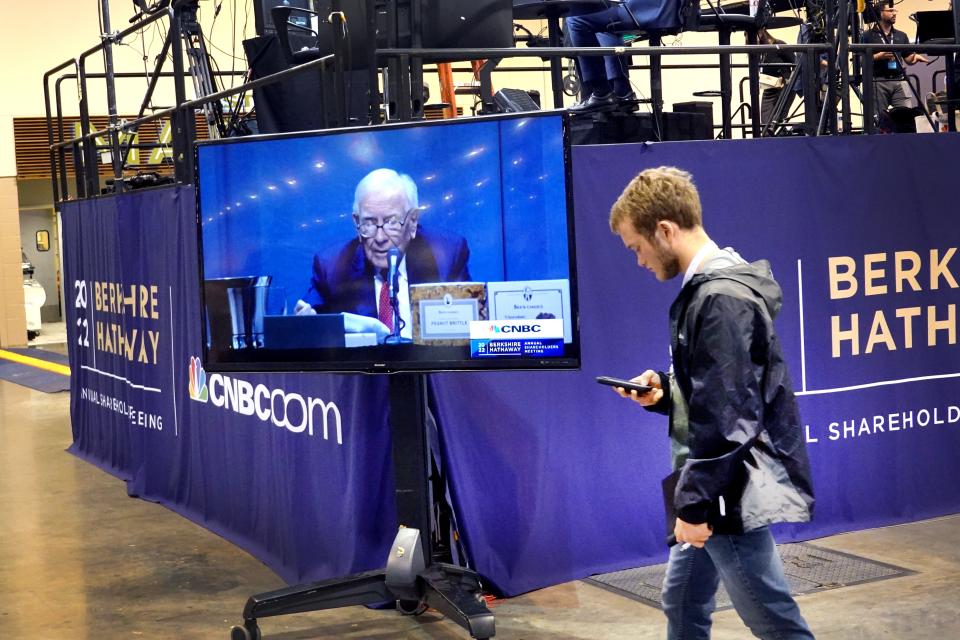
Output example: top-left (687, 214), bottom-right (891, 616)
top-left (569, 110), bottom-right (713, 145)
top-left (663, 111), bottom-right (713, 141)
top-left (243, 35), bottom-right (371, 133)
top-left (672, 101), bottom-right (715, 139)
top-left (569, 112), bottom-right (658, 145)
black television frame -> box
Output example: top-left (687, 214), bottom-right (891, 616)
top-left (418, 0), bottom-right (515, 50)
top-left (194, 111), bottom-right (581, 374)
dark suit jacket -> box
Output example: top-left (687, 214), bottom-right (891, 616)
top-left (302, 227), bottom-right (472, 316)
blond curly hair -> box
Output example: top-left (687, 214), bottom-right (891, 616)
top-left (609, 166), bottom-right (702, 237)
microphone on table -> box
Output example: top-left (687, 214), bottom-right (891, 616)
top-left (384, 247), bottom-right (411, 344)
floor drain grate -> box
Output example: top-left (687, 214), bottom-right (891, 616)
top-left (585, 542), bottom-right (914, 610)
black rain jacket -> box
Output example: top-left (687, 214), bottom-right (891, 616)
top-left (651, 259), bottom-right (815, 534)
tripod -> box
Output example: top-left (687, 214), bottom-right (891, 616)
top-left (177, 0), bottom-right (226, 138)
top-left (761, 52), bottom-right (814, 136)
top-left (126, 0), bottom-right (226, 138)
top-left (760, 17), bottom-right (836, 137)
top-left (230, 374), bottom-right (495, 640)
top-left (115, 0), bottom-right (228, 180)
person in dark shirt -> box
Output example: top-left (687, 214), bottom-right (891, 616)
top-left (755, 28), bottom-right (797, 127)
top-left (861, 3), bottom-right (929, 120)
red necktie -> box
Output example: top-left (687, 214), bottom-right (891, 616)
top-left (378, 279), bottom-right (394, 331)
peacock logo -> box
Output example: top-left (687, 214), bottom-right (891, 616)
top-left (188, 356), bottom-right (208, 403)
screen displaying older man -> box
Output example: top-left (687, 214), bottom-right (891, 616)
top-left (296, 168), bottom-right (472, 341)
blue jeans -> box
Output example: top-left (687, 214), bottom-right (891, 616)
top-left (661, 527), bottom-right (815, 640)
top-left (565, 7), bottom-right (634, 84)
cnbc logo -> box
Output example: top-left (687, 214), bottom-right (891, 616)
top-left (188, 356), bottom-right (209, 403)
top-left (185, 355), bottom-right (343, 443)
top-left (471, 319), bottom-right (564, 340)
top-left (489, 323), bottom-right (541, 334)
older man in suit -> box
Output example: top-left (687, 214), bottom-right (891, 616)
top-left (297, 168), bottom-right (471, 341)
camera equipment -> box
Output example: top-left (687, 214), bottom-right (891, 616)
top-left (129, 0), bottom-right (170, 22)
top-left (861, 0), bottom-right (887, 24)
top-left (254, 0), bottom-right (318, 52)
top-left (103, 172), bottom-right (175, 194)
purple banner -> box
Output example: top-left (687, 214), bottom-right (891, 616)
top-left (433, 134), bottom-right (960, 595)
top-left (61, 186), bottom-right (396, 585)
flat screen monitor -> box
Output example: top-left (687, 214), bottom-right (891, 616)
top-left (195, 112), bottom-right (580, 373)
top-left (377, 0), bottom-right (513, 54)
top-left (915, 10), bottom-right (955, 43)
top-left (419, 0), bottom-right (515, 49)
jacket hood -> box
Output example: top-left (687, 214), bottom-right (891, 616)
top-left (690, 259), bottom-right (783, 320)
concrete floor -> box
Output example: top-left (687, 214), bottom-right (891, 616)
top-left (2, 374), bottom-right (959, 639)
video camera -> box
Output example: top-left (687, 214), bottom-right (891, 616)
top-left (103, 172), bottom-right (175, 195)
top-left (861, 0), bottom-right (892, 25)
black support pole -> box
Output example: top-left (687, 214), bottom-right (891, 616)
top-left (397, 54), bottom-right (413, 121)
top-left (366, 0), bottom-right (380, 124)
top-left (388, 375), bottom-right (433, 560)
top-left (719, 29), bottom-right (733, 139)
top-left (824, 0), bottom-right (838, 134)
top-left (747, 30), bottom-right (762, 137)
top-left (44, 69), bottom-right (64, 208)
top-left (409, 0), bottom-right (424, 119)
top-left (99, 0), bottom-right (124, 186)
top-left (836, 0), bottom-right (852, 133)
top-left (862, 44), bottom-right (874, 134)
top-left (169, 9), bottom-right (195, 184)
top-left (803, 49), bottom-right (818, 134)
top-left (946, 2), bottom-right (958, 134)
top-left (650, 35), bottom-right (664, 138)
top-left (76, 57), bottom-right (100, 198)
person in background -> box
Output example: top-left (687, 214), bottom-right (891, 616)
top-left (862, 2), bottom-right (929, 120)
top-left (755, 28), bottom-right (797, 127)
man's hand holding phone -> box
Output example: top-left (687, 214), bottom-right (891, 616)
top-left (601, 370), bottom-right (663, 406)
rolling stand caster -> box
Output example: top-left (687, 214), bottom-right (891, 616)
top-left (229, 619), bottom-right (261, 640)
top-left (397, 598), bottom-right (428, 616)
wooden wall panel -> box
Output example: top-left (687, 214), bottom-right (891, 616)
top-left (13, 114), bottom-right (209, 180)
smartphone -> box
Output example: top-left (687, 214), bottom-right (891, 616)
top-left (595, 376), bottom-right (653, 394)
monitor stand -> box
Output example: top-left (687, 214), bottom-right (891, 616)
top-left (229, 374), bottom-right (496, 640)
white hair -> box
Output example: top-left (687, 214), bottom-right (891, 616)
top-left (352, 168), bottom-right (419, 214)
